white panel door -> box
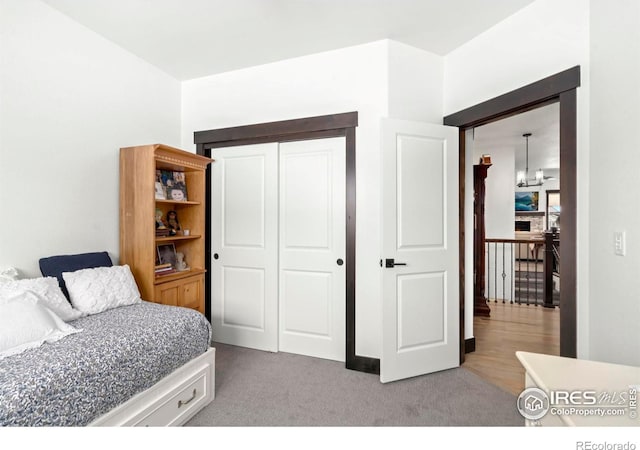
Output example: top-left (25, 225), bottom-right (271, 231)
top-left (278, 137), bottom-right (346, 362)
top-left (211, 143), bottom-right (278, 352)
top-left (381, 119), bottom-right (459, 383)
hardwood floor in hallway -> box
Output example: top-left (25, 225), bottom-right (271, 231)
top-left (462, 302), bottom-right (560, 396)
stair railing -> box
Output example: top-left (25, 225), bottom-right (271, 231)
top-left (484, 234), bottom-right (559, 307)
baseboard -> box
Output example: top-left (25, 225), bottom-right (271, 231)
top-left (465, 337), bottom-right (476, 353)
top-left (347, 355), bottom-right (380, 375)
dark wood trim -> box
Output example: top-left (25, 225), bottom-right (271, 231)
top-left (195, 111), bottom-right (380, 374)
top-left (515, 211), bottom-right (546, 217)
top-left (194, 112), bottom-right (358, 145)
top-left (204, 129), bottom-right (344, 149)
top-left (196, 143), bottom-right (212, 322)
top-left (465, 337), bottom-right (476, 354)
top-left (443, 66), bottom-right (580, 128)
top-left (447, 67), bottom-right (580, 360)
top-left (459, 129), bottom-right (466, 364)
top-left (559, 89), bottom-right (577, 357)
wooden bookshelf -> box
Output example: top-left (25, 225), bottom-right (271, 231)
top-left (120, 144), bottom-right (213, 314)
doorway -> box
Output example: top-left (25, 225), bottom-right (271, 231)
top-left (459, 104), bottom-right (562, 394)
top-left (444, 65), bottom-right (580, 361)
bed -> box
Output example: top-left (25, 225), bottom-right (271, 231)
top-left (0, 252), bottom-right (215, 427)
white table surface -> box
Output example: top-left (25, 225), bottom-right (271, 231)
top-left (516, 351), bottom-right (640, 426)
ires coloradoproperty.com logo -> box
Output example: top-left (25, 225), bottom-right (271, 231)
top-left (517, 385), bottom-right (638, 422)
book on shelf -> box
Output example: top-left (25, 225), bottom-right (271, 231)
top-left (155, 263), bottom-right (176, 275)
top-left (155, 268), bottom-right (177, 277)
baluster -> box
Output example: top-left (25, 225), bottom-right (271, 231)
top-left (493, 242), bottom-right (498, 303)
top-left (531, 244), bottom-right (538, 306)
top-left (510, 242), bottom-right (514, 304)
top-left (517, 243), bottom-right (522, 305)
top-left (486, 242), bottom-right (490, 303)
top-left (501, 242), bottom-right (506, 303)
top-left (524, 244), bottom-right (531, 305)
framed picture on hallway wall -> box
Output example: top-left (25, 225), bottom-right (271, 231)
top-left (515, 191), bottom-right (539, 212)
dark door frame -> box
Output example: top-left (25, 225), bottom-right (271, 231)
top-left (194, 111), bottom-right (380, 374)
top-left (444, 65), bottom-right (580, 361)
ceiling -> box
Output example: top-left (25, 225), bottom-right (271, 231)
top-left (473, 103), bottom-right (560, 176)
top-left (42, 0), bottom-right (535, 81)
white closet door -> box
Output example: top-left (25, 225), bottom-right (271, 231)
top-left (211, 143), bottom-right (278, 352)
top-left (278, 137), bottom-right (346, 362)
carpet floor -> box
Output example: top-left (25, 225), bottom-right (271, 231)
top-left (185, 343), bottom-right (524, 426)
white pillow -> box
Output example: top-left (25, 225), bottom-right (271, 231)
top-left (0, 267), bottom-right (19, 282)
top-left (0, 291), bottom-right (81, 359)
top-left (62, 264), bottom-right (142, 315)
top-left (0, 276), bottom-right (84, 321)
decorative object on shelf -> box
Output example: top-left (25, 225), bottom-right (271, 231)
top-left (155, 209), bottom-right (167, 229)
top-left (516, 132), bottom-right (544, 187)
top-left (176, 252), bottom-right (189, 272)
top-left (157, 243), bottom-right (177, 268)
top-left (166, 210), bottom-right (180, 236)
top-left (480, 154), bottom-right (492, 165)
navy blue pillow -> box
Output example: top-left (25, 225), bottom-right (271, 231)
top-left (39, 251), bottom-right (113, 301)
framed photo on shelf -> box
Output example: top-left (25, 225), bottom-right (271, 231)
top-left (156, 170), bottom-right (188, 202)
top-left (167, 186), bottom-right (188, 201)
top-left (154, 181), bottom-right (166, 200)
top-left (157, 243), bottom-right (177, 268)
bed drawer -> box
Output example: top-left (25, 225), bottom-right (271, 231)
top-left (134, 364), bottom-right (210, 427)
top-left (89, 348), bottom-right (215, 427)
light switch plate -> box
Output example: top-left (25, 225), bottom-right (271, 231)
top-left (614, 231), bottom-right (626, 256)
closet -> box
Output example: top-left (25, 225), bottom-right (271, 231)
top-left (210, 137), bottom-right (346, 362)
top-left (196, 112), bottom-right (461, 381)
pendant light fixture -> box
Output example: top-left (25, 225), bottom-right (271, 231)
top-left (516, 132), bottom-right (544, 187)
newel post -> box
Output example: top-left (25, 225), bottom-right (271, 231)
top-left (473, 162), bottom-right (492, 317)
top-left (543, 231), bottom-right (555, 308)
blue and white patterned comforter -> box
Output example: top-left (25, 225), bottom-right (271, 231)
top-left (0, 301), bottom-right (212, 426)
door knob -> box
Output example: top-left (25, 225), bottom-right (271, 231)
top-left (385, 258), bottom-right (407, 268)
top-left (337, 258), bottom-right (344, 266)
top-left (213, 253), bottom-right (219, 260)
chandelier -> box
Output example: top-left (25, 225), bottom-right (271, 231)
top-left (516, 132), bottom-right (544, 187)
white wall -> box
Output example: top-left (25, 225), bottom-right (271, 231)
top-left (387, 40), bottom-right (443, 123)
top-left (182, 41), bottom-right (388, 358)
top-left (444, 0), bottom-right (591, 357)
top-left (181, 40), bottom-right (445, 358)
top-left (588, 0), bottom-right (640, 366)
top-left (474, 147), bottom-right (516, 240)
top-left (0, 0), bottom-right (181, 277)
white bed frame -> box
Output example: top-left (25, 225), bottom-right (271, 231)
top-left (89, 347), bottom-right (215, 426)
